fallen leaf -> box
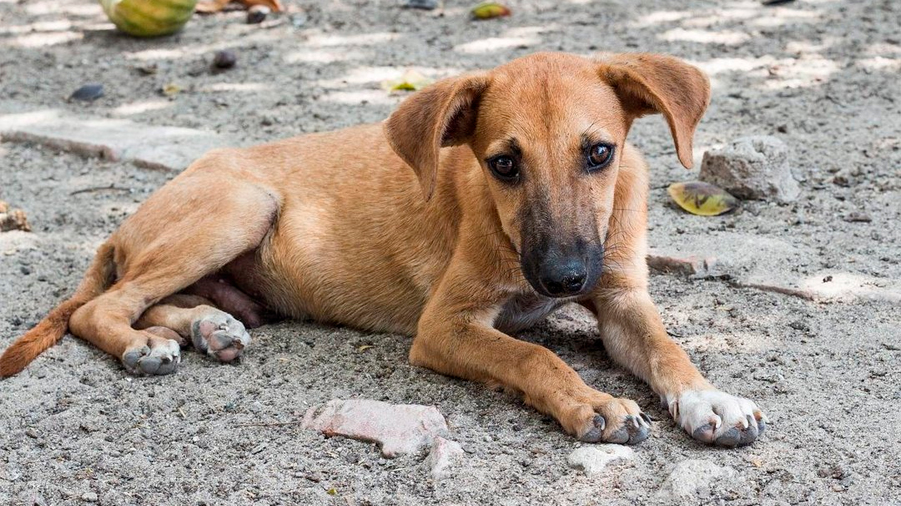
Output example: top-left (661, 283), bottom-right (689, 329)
top-left (667, 181), bottom-right (738, 216)
top-left (326, 488), bottom-right (337, 496)
top-left (357, 345), bottom-right (374, 352)
top-left (471, 2), bottom-right (511, 20)
top-left (162, 83), bottom-right (183, 97)
top-left (381, 70), bottom-right (434, 92)
top-left (0, 201), bottom-right (31, 232)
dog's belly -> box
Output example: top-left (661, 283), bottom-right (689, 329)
top-left (494, 293), bottom-right (570, 334)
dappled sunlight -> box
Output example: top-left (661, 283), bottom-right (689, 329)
top-left (111, 100), bottom-right (173, 117)
top-left (761, 54), bottom-right (839, 89)
top-left (304, 32), bottom-right (400, 48)
top-left (800, 273), bottom-right (901, 304)
top-left (679, 330), bottom-right (779, 354)
top-left (454, 36), bottom-right (540, 54)
top-left (2, 31), bottom-right (83, 48)
top-left (859, 57), bottom-right (901, 72)
top-left (316, 65), bottom-right (459, 89)
top-left (284, 49), bottom-right (368, 64)
top-left (24, 0), bottom-right (101, 17)
top-left (200, 82), bottom-right (272, 93)
top-left (317, 90), bottom-right (400, 106)
top-left (631, 10), bottom-right (692, 28)
top-left (658, 28), bottom-right (751, 45)
top-left (0, 19), bottom-right (73, 35)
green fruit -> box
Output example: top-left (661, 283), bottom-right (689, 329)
top-left (100, 0), bottom-right (198, 37)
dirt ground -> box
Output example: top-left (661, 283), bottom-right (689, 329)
top-left (1, 0), bottom-right (900, 505)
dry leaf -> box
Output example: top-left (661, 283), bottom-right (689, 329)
top-left (471, 2), bottom-right (511, 20)
top-left (0, 201), bottom-right (31, 232)
top-left (162, 83), bottom-right (183, 97)
top-left (381, 70), bottom-right (434, 92)
top-left (357, 345), bottom-right (374, 352)
top-left (668, 181), bottom-right (739, 216)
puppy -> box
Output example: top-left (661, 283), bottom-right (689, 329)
top-left (0, 52), bottom-right (766, 447)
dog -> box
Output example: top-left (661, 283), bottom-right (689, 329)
top-left (0, 52), bottom-right (766, 447)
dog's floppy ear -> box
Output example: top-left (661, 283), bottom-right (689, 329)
top-left (384, 73), bottom-right (490, 201)
top-left (598, 53), bottom-right (710, 169)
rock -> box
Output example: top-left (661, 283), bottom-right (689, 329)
top-left (212, 50), bottom-right (237, 70)
top-left (302, 399), bottom-right (449, 458)
top-left (566, 445), bottom-right (634, 476)
top-left (403, 0), bottom-right (439, 9)
top-left (425, 436), bottom-right (464, 479)
top-left (700, 136), bottom-right (800, 203)
top-left (658, 459), bottom-right (736, 498)
top-left (69, 84), bottom-right (104, 102)
top-left (247, 5), bottom-right (270, 24)
top-left (81, 492), bottom-right (99, 503)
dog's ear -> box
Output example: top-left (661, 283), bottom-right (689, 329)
top-left (598, 53), bottom-right (710, 169)
top-left (384, 73), bottom-right (490, 201)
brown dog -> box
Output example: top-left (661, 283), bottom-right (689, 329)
top-left (0, 52), bottom-right (766, 447)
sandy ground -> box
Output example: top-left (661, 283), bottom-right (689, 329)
top-left (1, 0), bottom-right (900, 504)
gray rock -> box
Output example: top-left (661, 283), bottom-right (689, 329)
top-left (81, 492), bottom-right (99, 503)
top-left (700, 136), bottom-right (800, 203)
top-left (658, 459), bottom-right (736, 498)
top-left (403, 0), bottom-right (439, 9)
top-left (425, 436), bottom-right (464, 479)
top-left (566, 445), bottom-right (634, 476)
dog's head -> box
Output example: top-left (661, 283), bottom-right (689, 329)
top-left (385, 52), bottom-right (710, 298)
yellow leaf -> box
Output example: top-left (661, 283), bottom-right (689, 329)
top-left (162, 83), bottom-right (182, 97)
top-left (667, 181), bottom-right (738, 216)
top-left (471, 2), bottom-right (511, 19)
top-left (327, 488), bottom-right (337, 496)
top-left (357, 345), bottom-right (374, 352)
top-left (381, 70), bottom-right (434, 93)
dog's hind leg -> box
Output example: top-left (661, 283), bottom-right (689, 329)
top-left (68, 164), bottom-right (280, 375)
top-left (136, 294), bottom-right (252, 363)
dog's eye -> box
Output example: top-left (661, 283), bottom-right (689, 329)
top-left (587, 143), bottom-right (615, 171)
top-left (488, 156), bottom-right (519, 181)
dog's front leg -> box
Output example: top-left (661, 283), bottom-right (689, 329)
top-left (410, 261), bottom-right (651, 444)
top-left (591, 282), bottom-right (767, 447)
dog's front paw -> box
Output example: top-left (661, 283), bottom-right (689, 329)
top-left (669, 390), bottom-right (767, 447)
top-left (565, 393), bottom-right (652, 445)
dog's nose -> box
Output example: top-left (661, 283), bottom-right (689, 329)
top-left (540, 260), bottom-right (588, 297)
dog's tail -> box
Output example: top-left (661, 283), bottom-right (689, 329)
top-left (0, 242), bottom-right (116, 377)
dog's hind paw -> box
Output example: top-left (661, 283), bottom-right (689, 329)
top-left (668, 389), bottom-right (767, 447)
top-left (191, 312), bottom-right (252, 363)
top-left (122, 331), bottom-right (181, 376)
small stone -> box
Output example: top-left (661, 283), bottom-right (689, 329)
top-left (81, 492), bottom-right (99, 503)
top-left (212, 50), bottom-right (237, 70)
top-left (302, 399), bottom-right (449, 457)
top-left (425, 437), bottom-right (464, 480)
top-left (25, 428), bottom-right (40, 439)
top-left (566, 445), bottom-right (634, 476)
top-left (658, 459), bottom-right (736, 499)
top-left (403, 0), bottom-right (439, 9)
top-left (247, 5), bottom-right (270, 24)
top-left (700, 136), bottom-right (800, 203)
top-left (843, 212), bottom-right (872, 223)
top-left (69, 84), bottom-right (104, 102)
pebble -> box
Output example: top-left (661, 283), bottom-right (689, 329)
top-left (81, 492), bottom-right (99, 503)
top-left (700, 136), bottom-right (800, 203)
top-left (212, 50), bottom-right (237, 70)
top-left (567, 445), bottom-right (634, 476)
top-left (69, 84), bottom-right (104, 102)
top-left (247, 5), bottom-right (270, 24)
top-left (403, 0), bottom-right (439, 9)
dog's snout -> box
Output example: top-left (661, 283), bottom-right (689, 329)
top-left (539, 258), bottom-right (588, 297)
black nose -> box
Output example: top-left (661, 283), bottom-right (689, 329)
top-left (539, 260), bottom-right (588, 297)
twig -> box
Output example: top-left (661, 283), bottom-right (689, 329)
top-left (70, 185), bottom-right (132, 196)
top-left (235, 420), bottom-right (304, 428)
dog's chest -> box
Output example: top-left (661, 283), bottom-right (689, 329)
top-left (494, 293), bottom-right (570, 334)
